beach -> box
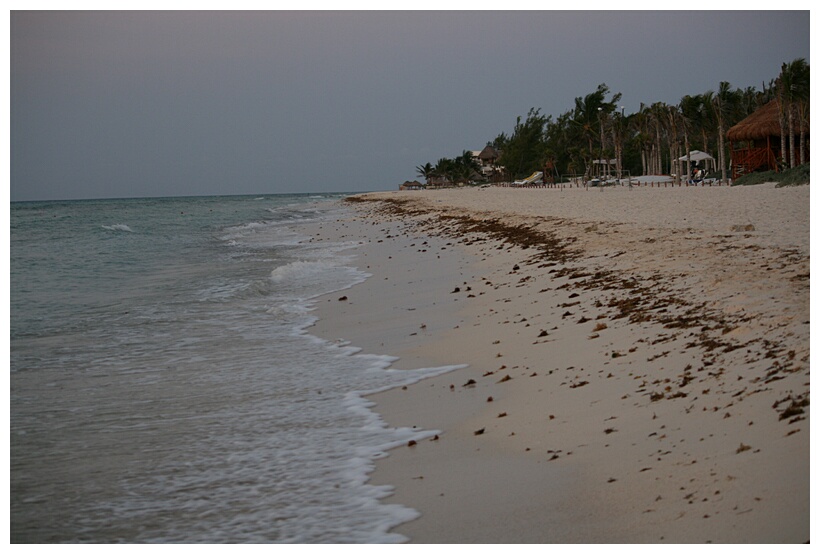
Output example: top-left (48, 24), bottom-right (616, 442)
top-left (309, 182), bottom-right (810, 543)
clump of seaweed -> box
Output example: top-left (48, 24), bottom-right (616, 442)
top-left (774, 393), bottom-right (810, 421)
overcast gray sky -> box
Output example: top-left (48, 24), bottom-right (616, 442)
top-left (10, 9), bottom-right (811, 201)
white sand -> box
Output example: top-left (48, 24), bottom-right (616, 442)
top-left (310, 183), bottom-right (810, 543)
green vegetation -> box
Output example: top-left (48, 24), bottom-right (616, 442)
top-left (417, 151), bottom-right (480, 186)
top-left (416, 59), bottom-right (809, 186)
top-left (496, 107), bottom-right (550, 179)
top-left (733, 163), bottom-right (810, 187)
top-left (778, 164), bottom-right (811, 187)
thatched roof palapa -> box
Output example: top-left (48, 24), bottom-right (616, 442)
top-left (478, 144), bottom-right (500, 161)
top-left (727, 100), bottom-right (809, 142)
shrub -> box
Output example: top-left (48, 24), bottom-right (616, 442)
top-left (777, 163), bottom-right (811, 187)
top-left (733, 163), bottom-right (810, 187)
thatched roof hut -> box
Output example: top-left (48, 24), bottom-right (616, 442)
top-left (727, 100), bottom-right (807, 142)
top-left (727, 99), bottom-right (810, 142)
top-left (727, 100), bottom-right (809, 178)
top-left (399, 180), bottom-right (424, 190)
top-left (478, 143), bottom-right (500, 162)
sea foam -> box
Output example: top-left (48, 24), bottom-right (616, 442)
top-left (102, 223), bottom-right (133, 232)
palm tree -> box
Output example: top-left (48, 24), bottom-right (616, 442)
top-left (630, 104), bottom-right (653, 176)
top-left (679, 94), bottom-right (706, 178)
top-left (433, 158), bottom-right (457, 187)
top-left (647, 102), bottom-right (669, 175)
top-left (738, 86), bottom-right (763, 117)
top-left (759, 78), bottom-right (778, 106)
top-left (778, 62), bottom-right (794, 167)
top-left (610, 107), bottom-right (627, 179)
top-left (572, 92), bottom-right (602, 169)
top-left (666, 104), bottom-right (684, 184)
top-left (711, 82), bottom-right (740, 181)
top-left (778, 58), bottom-right (810, 168)
top-left (696, 92), bottom-right (715, 155)
top-left (794, 62), bottom-right (810, 166)
top-left (415, 162), bottom-right (434, 186)
top-left (456, 150), bottom-right (481, 184)
top-left (570, 84), bottom-right (621, 178)
top-left (775, 73), bottom-right (789, 168)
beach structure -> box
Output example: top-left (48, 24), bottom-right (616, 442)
top-left (475, 143), bottom-right (504, 183)
top-left (677, 150), bottom-right (715, 180)
top-left (727, 99), bottom-right (810, 179)
top-left (399, 180), bottom-right (425, 190)
top-left (477, 143), bottom-right (500, 165)
top-left (428, 175), bottom-right (447, 187)
top-left (591, 158), bottom-right (619, 179)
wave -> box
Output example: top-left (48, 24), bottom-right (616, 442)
top-left (224, 221), bottom-right (268, 234)
top-left (268, 258), bottom-right (371, 310)
top-left (269, 260), bottom-right (339, 283)
top-left (101, 224), bottom-right (133, 232)
top-left (219, 221), bottom-right (300, 247)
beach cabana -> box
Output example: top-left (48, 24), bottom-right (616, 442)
top-left (726, 99), bottom-right (809, 179)
top-left (677, 150), bottom-right (715, 175)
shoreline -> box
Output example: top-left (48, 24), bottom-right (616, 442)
top-left (309, 183), bottom-right (809, 543)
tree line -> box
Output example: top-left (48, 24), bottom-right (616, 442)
top-left (417, 58), bottom-right (809, 186)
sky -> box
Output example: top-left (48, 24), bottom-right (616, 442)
top-left (8, 7), bottom-right (812, 201)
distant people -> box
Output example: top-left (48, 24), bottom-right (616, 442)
top-left (690, 163), bottom-right (703, 184)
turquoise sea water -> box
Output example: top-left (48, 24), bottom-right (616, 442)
top-left (10, 194), bottom-right (455, 543)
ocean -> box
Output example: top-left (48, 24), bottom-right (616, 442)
top-left (9, 194), bottom-right (457, 543)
